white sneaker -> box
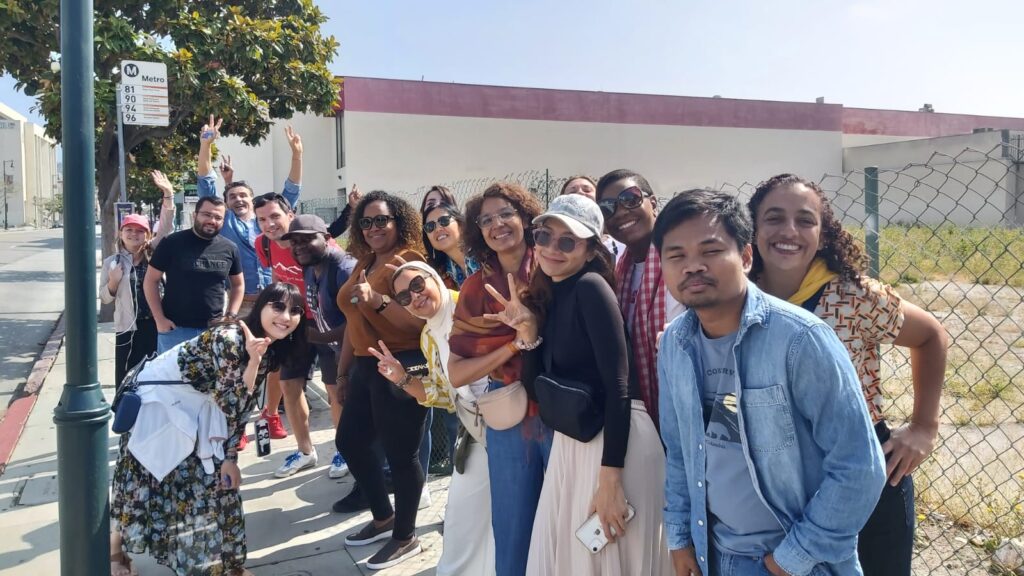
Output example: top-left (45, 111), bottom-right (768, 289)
top-left (328, 451), bottom-right (349, 479)
top-left (418, 487), bottom-right (432, 510)
top-left (275, 450), bottom-right (318, 478)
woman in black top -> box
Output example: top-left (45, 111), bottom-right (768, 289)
top-left (488, 194), bottom-right (671, 575)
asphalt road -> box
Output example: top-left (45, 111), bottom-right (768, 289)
top-left (0, 229), bottom-right (67, 424)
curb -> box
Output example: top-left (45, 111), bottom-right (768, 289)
top-left (0, 313), bottom-right (66, 476)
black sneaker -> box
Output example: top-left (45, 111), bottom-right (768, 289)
top-left (344, 517), bottom-right (394, 547)
top-left (365, 537), bottom-right (422, 570)
top-left (333, 484), bottom-right (370, 514)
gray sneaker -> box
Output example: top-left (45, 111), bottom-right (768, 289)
top-left (366, 537), bottom-right (422, 570)
top-left (344, 517), bottom-right (394, 547)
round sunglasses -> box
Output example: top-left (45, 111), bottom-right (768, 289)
top-left (394, 275), bottom-right (428, 306)
top-left (269, 301), bottom-right (304, 317)
top-left (424, 215), bottom-right (454, 234)
top-left (358, 215), bottom-right (397, 230)
top-left (597, 186), bottom-right (647, 219)
top-left (532, 228), bottom-right (581, 253)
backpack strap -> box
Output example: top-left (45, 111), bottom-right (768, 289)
top-left (260, 235), bottom-right (272, 267)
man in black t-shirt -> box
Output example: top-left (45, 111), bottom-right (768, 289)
top-left (144, 196), bottom-right (244, 353)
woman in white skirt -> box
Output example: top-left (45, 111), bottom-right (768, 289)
top-left (368, 260), bottom-right (496, 576)
top-left (485, 194), bottom-right (672, 575)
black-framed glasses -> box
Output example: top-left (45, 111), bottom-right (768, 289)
top-left (533, 228), bottom-right (580, 253)
top-left (424, 215), bottom-right (454, 234)
top-left (253, 192), bottom-right (287, 209)
top-left (358, 215), bottom-right (396, 230)
top-left (196, 210), bottom-right (224, 222)
top-left (597, 186), bottom-right (647, 219)
top-left (476, 208), bottom-right (518, 229)
top-left (393, 275), bottom-right (428, 306)
top-left (269, 301), bottom-right (304, 317)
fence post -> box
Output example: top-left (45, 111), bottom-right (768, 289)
top-left (545, 169), bottom-right (550, 207)
top-left (864, 167), bottom-right (880, 280)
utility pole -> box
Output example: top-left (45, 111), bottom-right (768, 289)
top-left (53, 0), bottom-right (110, 574)
top-left (2, 160), bottom-right (11, 230)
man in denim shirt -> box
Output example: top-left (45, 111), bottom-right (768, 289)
top-left (654, 189), bottom-right (885, 576)
top-left (196, 115), bottom-right (303, 311)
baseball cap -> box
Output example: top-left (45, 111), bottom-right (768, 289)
top-left (281, 214), bottom-right (329, 240)
top-left (533, 194), bottom-right (604, 239)
top-left (120, 214), bottom-right (151, 233)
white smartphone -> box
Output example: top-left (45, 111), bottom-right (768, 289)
top-left (575, 503), bottom-right (636, 554)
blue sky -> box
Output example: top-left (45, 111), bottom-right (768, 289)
top-left (3, 0), bottom-right (1022, 125)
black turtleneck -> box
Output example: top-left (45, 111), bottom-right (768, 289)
top-left (524, 265), bottom-right (639, 467)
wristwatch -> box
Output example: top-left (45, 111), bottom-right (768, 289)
top-left (374, 295), bottom-right (391, 314)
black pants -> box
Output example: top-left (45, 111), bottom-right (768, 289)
top-left (858, 421), bottom-right (915, 576)
top-left (114, 318), bottom-right (158, 387)
top-left (336, 356), bottom-right (428, 540)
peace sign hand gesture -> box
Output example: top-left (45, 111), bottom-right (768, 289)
top-left (219, 155), bottom-right (234, 184)
top-left (200, 114), bottom-right (223, 144)
top-left (367, 340), bottom-right (406, 385)
top-left (285, 125), bottom-right (303, 155)
top-left (239, 320), bottom-right (271, 364)
top-left (483, 273), bottom-right (538, 342)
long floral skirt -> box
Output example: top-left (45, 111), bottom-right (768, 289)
top-left (110, 435), bottom-right (246, 576)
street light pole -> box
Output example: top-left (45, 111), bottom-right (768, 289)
top-left (2, 159), bottom-right (11, 230)
top-left (53, 0), bottom-right (110, 574)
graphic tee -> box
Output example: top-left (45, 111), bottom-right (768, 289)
top-left (150, 230), bottom-right (241, 329)
top-left (697, 327), bottom-right (784, 555)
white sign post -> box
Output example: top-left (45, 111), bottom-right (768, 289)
top-left (116, 60), bottom-right (169, 202)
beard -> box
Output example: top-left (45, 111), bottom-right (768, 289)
top-left (193, 221), bottom-right (220, 240)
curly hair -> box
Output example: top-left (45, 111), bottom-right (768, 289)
top-left (463, 182), bottom-right (544, 268)
top-left (347, 190), bottom-right (424, 261)
top-left (748, 173), bottom-right (866, 285)
top-left (419, 185), bottom-right (457, 214)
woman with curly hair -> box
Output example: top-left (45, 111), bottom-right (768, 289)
top-left (748, 173), bottom-right (948, 576)
top-left (334, 190), bottom-right (430, 570)
top-left (447, 182), bottom-right (549, 576)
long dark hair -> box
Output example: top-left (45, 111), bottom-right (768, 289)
top-left (748, 174), bottom-right (866, 285)
top-left (463, 182), bottom-right (544, 270)
top-left (419, 185), bottom-right (457, 214)
top-left (523, 239), bottom-right (616, 327)
top-left (347, 191), bottom-right (424, 261)
top-left (421, 202), bottom-right (468, 276)
top-left (215, 282), bottom-right (309, 373)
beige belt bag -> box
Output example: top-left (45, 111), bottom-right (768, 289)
top-left (475, 380), bottom-right (528, 431)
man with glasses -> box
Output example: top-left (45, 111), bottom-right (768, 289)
top-left (144, 196), bottom-right (243, 353)
top-left (596, 169), bottom-right (685, 424)
top-left (196, 115), bottom-right (304, 315)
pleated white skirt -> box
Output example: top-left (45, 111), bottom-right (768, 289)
top-left (526, 401), bottom-right (673, 576)
top-left (437, 440), bottom-right (497, 576)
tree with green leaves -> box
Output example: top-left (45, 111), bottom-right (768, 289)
top-left (0, 0), bottom-right (340, 257)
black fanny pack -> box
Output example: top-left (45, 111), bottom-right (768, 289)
top-left (534, 373), bottom-right (603, 442)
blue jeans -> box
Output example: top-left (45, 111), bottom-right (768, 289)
top-left (486, 383), bottom-right (553, 576)
top-left (711, 548), bottom-right (775, 576)
top-left (156, 326), bottom-right (204, 353)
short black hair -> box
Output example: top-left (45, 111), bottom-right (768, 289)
top-left (653, 188), bottom-right (752, 253)
top-left (195, 196), bottom-right (226, 213)
top-left (596, 168), bottom-right (655, 198)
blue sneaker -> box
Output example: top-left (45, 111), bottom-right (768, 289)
top-left (329, 451), bottom-right (349, 479)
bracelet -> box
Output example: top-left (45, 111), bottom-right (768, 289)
top-left (514, 336), bottom-right (543, 351)
top-left (396, 373), bottom-right (414, 390)
top-left (505, 341), bottom-right (520, 355)
top-left (335, 374), bottom-right (349, 385)
top-left (374, 295), bottom-right (391, 314)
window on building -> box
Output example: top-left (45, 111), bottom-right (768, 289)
top-left (335, 114), bottom-right (345, 168)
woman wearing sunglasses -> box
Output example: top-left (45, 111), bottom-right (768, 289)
top-left (110, 282), bottom-right (307, 576)
top-left (595, 169), bottom-right (685, 425)
top-left (483, 195), bottom-right (671, 575)
top-left (448, 182), bottom-right (548, 576)
top-left (367, 260), bottom-right (496, 576)
top-left (748, 174), bottom-right (947, 576)
top-left (334, 191), bottom-right (430, 570)
top-left (560, 175), bottom-right (625, 262)
top-left (422, 202), bottom-right (481, 289)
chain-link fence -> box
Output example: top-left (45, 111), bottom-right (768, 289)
top-left (297, 145), bottom-right (1024, 573)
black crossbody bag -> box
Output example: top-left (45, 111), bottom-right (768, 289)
top-left (533, 339), bottom-right (604, 443)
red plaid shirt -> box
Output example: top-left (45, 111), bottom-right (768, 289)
top-left (615, 243), bottom-right (666, 424)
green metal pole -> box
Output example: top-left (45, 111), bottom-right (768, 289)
top-left (864, 167), bottom-right (880, 280)
top-left (53, 0), bottom-right (111, 573)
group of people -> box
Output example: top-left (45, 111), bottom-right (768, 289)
top-left (104, 115), bottom-right (949, 576)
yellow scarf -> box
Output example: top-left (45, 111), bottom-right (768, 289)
top-left (787, 258), bottom-right (838, 306)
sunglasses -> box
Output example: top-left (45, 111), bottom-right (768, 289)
top-left (269, 301), bottom-right (304, 317)
top-left (476, 208), bottom-right (518, 229)
top-left (253, 192), bottom-right (287, 209)
top-left (358, 215), bottom-right (396, 230)
top-left (393, 275), bottom-right (428, 306)
top-left (424, 215), bottom-right (454, 234)
top-left (533, 228), bottom-right (581, 253)
top-left (597, 186), bottom-right (647, 219)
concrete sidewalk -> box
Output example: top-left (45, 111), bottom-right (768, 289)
top-left (0, 324), bottom-right (447, 575)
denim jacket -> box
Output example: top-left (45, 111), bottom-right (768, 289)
top-left (197, 174), bottom-right (300, 294)
top-left (658, 281), bottom-right (885, 576)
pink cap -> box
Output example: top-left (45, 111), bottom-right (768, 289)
top-left (120, 214), bottom-right (151, 232)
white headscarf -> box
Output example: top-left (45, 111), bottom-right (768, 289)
top-left (391, 260), bottom-right (458, 389)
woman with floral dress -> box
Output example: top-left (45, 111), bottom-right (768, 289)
top-left (109, 282), bottom-right (308, 576)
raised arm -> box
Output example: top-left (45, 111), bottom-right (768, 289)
top-left (197, 115), bottom-right (223, 198)
top-left (149, 170), bottom-right (177, 248)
